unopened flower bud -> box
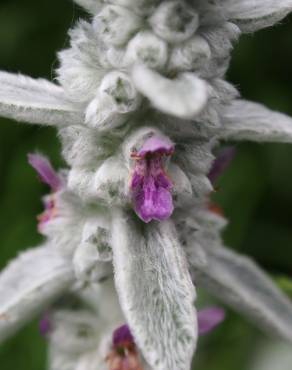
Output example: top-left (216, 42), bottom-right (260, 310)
top-left (94, 5), bottom-right (142, 46)
top-left (106, 324), bottom-right (143, 370)
top-left (125, 31), bottom-right (168, 70)
top-left (149, 1), bottom-right (199, 43)
top-left (85, 71), bottom-right (141, 130)
top-left (169, 35), bottom-right (211, 72)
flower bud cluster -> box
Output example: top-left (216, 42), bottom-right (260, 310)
top-left (56, 0), bottom-right (241, 230)
top-left (2, 1), bottom-right (292, 370)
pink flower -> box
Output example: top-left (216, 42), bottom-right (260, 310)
top-left (106, 324), bottom-right (143, 370)
top-left (106, 309), bottom-right (225, 369)
top-left (39, 311), bottom-right (52, 338)
top-left (197, 307), bottom-right (225, 335)
top-left (129, 135), bottom-right (174, 223)
top-left (28, 153), bottom-right (62, 233)
top-left (28, 153), bottom-right (62, 191)
top-left (208, 147), bottom-right (235, 184)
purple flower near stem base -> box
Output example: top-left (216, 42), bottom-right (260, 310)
top-left (113, 324), bottom-right (135, 347)
top-left (28, 153), bottom-right (62, 191)
top-left (106, 308), bottom-right (224, 369)
top-left (130, 135), bottom-right (174, 223)
top-left (39, 311), bottom-right (52, 337)
top-left (28, 153), bottom-right (62, 232)
top-left (208, 147), bottom-right (236, 184)
top-left (198, 307), bottom-right (225, 335)
top-left (106, 324), bottom-right (143, 370)
top-left (37, 194), bottom-right (57, 233)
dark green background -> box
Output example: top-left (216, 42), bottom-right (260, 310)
top-left (0, 1), bottom-right (292, 369)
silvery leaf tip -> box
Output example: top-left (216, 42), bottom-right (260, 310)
top-left (1, 0), bottom-right (292, 369)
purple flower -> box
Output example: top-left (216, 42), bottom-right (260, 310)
top-left (108, 309), bottom-right (225, 369)
top-left (36, 194), bottom-right (57, 233)
top-left (113, 324), bottom-right (135, 347)
top-left (107, 324), bottom-right (142, 370)
top-left (130, 135), bottom-right (174, 223)
top-left (28, 153), bottom-right (62, 192)
top-left (208, 147), bottom-right (235, 184)
top-left (197, 307), bottom-right (225, 335)
top-left (114, 308), bottom-right (225, 347)
top-left (39, 311), bottom-right (52, 338)
top-left (28, 153), bottom-right (62, 233)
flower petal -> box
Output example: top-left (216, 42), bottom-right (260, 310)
top-left (220, 99), bottom-right (292, 143)
top-left (198, 307), bottom-right (225, 335)
top-left (111, 210), bottom-right (197, 370)
top-left (112, 324), bottom-right (134, 346)
top-left (0, 71), bottom-right (82, 126)
top-left (223, 0), bottom-right (292, 32)
top-left (39, 311), bottom-right (53, 337)
top-left (133, 184), bottom-right (174, 223)
top-left (136, 135), bottom-right (174, 158)
top-left (28, 153), bottom-right (62, 191)
top-left (190, 242), bottom-right (292, 341)
top-left (208, 147), bottom-right (235, 183)
top-left (0, 245), bottom-right (74, 343)
top-left (132, 65), bottom-right (208, 119)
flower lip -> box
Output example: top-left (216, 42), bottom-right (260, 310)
top-left (198, 307), bottom-right (225, 335)
top-left (208, 147), bottom-right (235, 184)
top-left (28, 154), bottom-right (61, 233)
top-left (39, 311), bottom-right (52, 338)
top-left (113, 324), bottom-right (135, 347)
top-left (28, 153), bottom-right (62, 191)
top-left (107, 324), bottom-right (143, 370)
top-left (131, 135), bottom-right (174, 159)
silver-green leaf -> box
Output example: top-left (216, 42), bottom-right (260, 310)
top-left (190, 243), bottom-right (292, 341)
top-left (111, 209), bottom-right (197, 370)
top-left (220, 99), bottom-right (292, 143)
top-left (0, 72), bottom-right (82, 126)
top-left (0, 245), bottom-right (74, 342)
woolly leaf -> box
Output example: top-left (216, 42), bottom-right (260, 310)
top-left (0, 246), bottom-right (74, 343)
top-left (190, 243), bottom-right (292, 341)
top-left (132, 65), bottom-right (208, 119)
top-left (111, 210), bottom-right (197, 370)
top-left (220, 99), bottom-right (292, 143)
top-left (224, 0), bottom-right (292, 32)
top-left (0, 72), bottom-right (82, 126)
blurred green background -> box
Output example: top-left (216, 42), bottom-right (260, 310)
top-left (0, 1), bottom-right (292, 369)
